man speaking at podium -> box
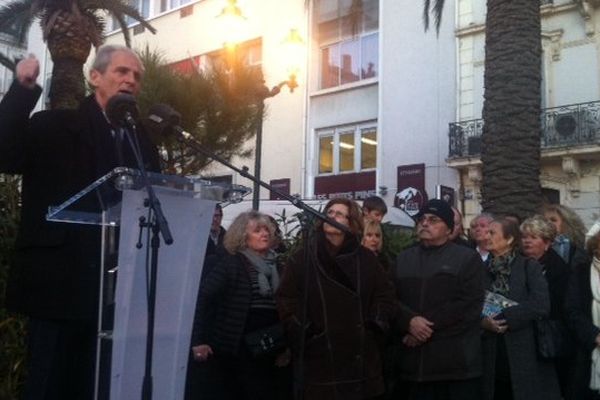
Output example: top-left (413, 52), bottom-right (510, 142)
top-left (0, 44), bottom-right (159, 400)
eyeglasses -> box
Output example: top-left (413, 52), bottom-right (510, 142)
top-left (417, 215), bottom-right (443, 225)
top-left (326, 209), bottom-right (349, 220)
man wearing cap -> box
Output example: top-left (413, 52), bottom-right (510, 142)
top-left (390, 199), bottom-right (485, 399)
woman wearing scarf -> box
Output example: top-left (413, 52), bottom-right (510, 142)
top-left (481, 217), bottom-right (560, 400)
top-left (276, 198), bottom-right (395, 400)
top-left (542, 204), bottom-right (589, 271)
top-left (565, 221), bottom-right (600, 400)
top-left (190, 211), bottom-right (289, 400)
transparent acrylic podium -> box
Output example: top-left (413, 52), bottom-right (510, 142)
top-left (47, 167), bottom-right (248, 400)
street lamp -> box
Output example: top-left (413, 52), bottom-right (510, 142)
top-left (216, 0), bottom-right (247, 50)
top-left (217, 0), bottom-right (304, 210)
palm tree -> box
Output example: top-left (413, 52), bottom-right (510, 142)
top-left (136, 47), bottom-right (264, 176)
top-left (0, 0), bottom-right (156, 109)
top-left (479, 0), bottom-right (542, 219)
top-left (425, 0), bottom-right (543, 219)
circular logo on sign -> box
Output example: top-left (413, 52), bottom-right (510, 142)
top-left (394, 187), bottom-right (425, 217)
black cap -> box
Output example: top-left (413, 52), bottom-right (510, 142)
top-left (415, 199), bottom-right (454, 231)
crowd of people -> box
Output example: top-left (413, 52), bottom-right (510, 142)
top-left (3, 43), bottom-right (600, 400)
top-left (186, 197), bottom-right (600, 400)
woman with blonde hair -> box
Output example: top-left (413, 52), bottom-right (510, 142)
top-left (362, 219), bottom-right (383, 253)
top-left (521, 215), bottom-right (573, 397)
top-left (191, 210), bottom-right (289, 400)
top-left (542, 204), bottom-right (587, 268)
top-left (361, 219), bottom-right (391, 272)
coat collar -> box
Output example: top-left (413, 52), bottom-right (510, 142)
top-left (315, 231), bottom-right (362, 292)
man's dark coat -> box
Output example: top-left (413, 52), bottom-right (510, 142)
top-left (392, 241), bottom-right (484, 382)
top-left (0, 82), bottom-right (159, 321)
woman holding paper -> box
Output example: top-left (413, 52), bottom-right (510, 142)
top-left (481, 217), bottom-right (560, 400)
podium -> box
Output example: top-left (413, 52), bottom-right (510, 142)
top-left (47, 167), bottom-right (248, 400)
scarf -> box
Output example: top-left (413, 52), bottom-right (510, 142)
top-left (590, 257), bottom-right (600, 391)
top-left (489, 251), bottom-right (515, 296)
top-left (552, 234), bottom-right (571, 264)
top-left (241, 249), bottom-right (280, 297)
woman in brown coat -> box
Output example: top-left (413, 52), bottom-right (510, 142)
top-left (276, 198), bottom-right (395, 400)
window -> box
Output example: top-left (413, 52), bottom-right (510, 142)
top-left (316, 0), bottom-right (379, 89)
top-left (203, 38), bottom-right (262, 74)
top-left (112, 0), bottom-right (151, 30)
top-left (317, 122), bottom-right (377, 175)
top-left (170, 39), bottom-right (262, 77)
top-left (161, 0), bottom-right (192, 13)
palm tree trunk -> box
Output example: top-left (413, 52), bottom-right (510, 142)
top-left (49, 58), bottom-right (86, 110)
top-left (481, 0), bottom-right (542, 220)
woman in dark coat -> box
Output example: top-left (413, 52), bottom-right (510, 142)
top-left (543, 204), bottom-right (588, 270)
top-left (190, 210), bottom-right (290, 400)
top-left (521, 215), bottom-right (574, 398)
top-left (481, 217), bottom-right (560, 400)
top-left (565, 221), bottom-right (600, 400)
top-left (276, 198), bottom-right (395, 400)
top-left (361, 218), bottom-right (391, 272)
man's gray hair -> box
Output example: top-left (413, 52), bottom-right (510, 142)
top-left (91, 44), bottom-right (141, 73)
top-left (475, 212), bottom-right (494, 223)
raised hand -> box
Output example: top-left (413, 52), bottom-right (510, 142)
top-left (16, 54), bottom-right (40, 89)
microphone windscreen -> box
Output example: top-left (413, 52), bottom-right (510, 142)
top-left (147, 103), bottom-right (182, 137)
top-left (106, 93), bottom-right (139, 127)
top-left (148, 103), bottom-right (181, 125)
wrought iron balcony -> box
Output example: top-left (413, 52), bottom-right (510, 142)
top-left (448, 100), bottom-right (600, 158)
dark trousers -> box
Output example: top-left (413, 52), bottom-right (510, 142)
top-left (393, 378), bottom-right (482, 400)
top-left (185, 348), bottom-right (290, 400)
top-left (23, 318), bottom-right (97, 400)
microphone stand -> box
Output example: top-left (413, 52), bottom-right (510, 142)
top-left (120, 118), bottom-right (173, 400)
top-left (175, 132), bottom-right (351, 400)
top-left (175, 133), bottom-right (351, 235)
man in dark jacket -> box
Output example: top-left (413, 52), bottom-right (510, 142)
top-left (0, 45), bottom-right (160, 399)
top-left (391, 199), bottom-right (484, 399)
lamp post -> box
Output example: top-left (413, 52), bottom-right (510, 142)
top-left (217, 1), bottom-right (304, 210)
top-left (251, 73), bottom-right (299, 209)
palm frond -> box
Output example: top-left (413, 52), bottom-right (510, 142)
top-left (423, 0), bottom-right (445, 34)
top-left (110, 11), bottom-right (131, 47)
top-left (84, 0), bottom-right (156, 34)
top-left (0, 0), bottom-right (36, 45)
top-left (432, 0), bottom-right (445, 33)
top-left (0, 52), bottom-right (18, 72)
top-left (423, 0), bottom-right (431, 31)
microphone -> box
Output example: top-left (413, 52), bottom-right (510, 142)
top-left (146, 103), bottom-right (192, 139)
top-left (106, 93), bottom-right (139, 128)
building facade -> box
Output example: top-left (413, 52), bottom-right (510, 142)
top-left (25, 1), bottom-right (460, 219)
top-left (450, 0), bottom-right (600, 226)
top-left (93, 0), bottom-right (459, 219)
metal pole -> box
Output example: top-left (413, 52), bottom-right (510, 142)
top-left (253, 99), bottom-right (265, 210)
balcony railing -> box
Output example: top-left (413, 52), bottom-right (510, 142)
top-left (448, 100), bottom-right (600, 158)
